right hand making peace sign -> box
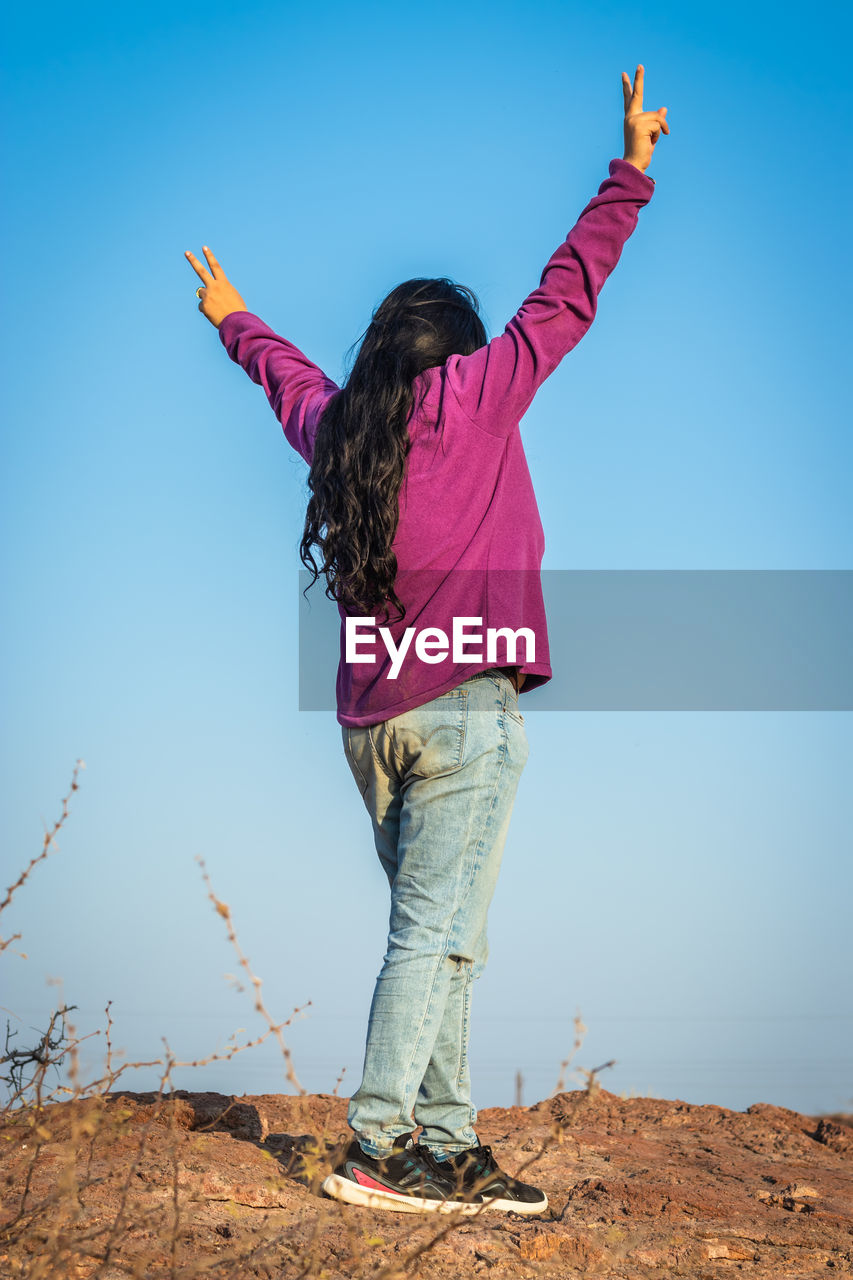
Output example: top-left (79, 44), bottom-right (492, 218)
top-left (622, 64), bottom-right (670, 173)
top-left (184, 245), bottom-right (248, 330)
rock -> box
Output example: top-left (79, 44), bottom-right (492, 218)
top-left (782, 1182), bottom-right (820, 1198)
top-left (107, 1089), bottom-right (270, 1140)
top-left (815, 1117), bottom-right (851, 1154)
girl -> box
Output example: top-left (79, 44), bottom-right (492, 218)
top-left (186, 64), bottom-right (668, 1215)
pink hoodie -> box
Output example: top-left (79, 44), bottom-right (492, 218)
top-left (219, 156), bottom-right (656, 725)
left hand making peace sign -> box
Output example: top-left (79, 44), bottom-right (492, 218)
top-left (184, 245), bottom-right (248, 329)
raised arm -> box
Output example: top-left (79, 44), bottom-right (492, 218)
top-left (217, 311), bottom-right (340, 464)
top-left (444, 65), bottom-right (668, 436)
top-left (185, 245), bottom-right (339, 464)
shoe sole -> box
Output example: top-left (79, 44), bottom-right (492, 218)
top-left (322, 1173), bottom-right (549, 1216)
top-left (478, 1191), bottom-right (549, 1215)
top-left (321, 1172), bottom-right (482, 1214)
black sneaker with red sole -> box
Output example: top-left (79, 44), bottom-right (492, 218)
top-left (321, 1132), bottom-right (482, 1215)
top-left (416, 1141), bottom-right (549, 1214)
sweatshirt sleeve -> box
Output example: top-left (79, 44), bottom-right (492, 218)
top-left (444, 157), bottom-right (656, 436)
top-left (218, 311), bottom-right (340, 465)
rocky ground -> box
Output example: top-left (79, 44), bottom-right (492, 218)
top-left (1, 1085), bottom-right (851, 1278)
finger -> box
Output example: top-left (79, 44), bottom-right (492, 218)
top-left (621, 71), bottom-right (632, 111)
top-left (631, 107), bottom-right (669, 128)
top-left (201, 245), bottom-right (225, 280)
top-left (632, 63), bottom-right (644, 110)
top-left (185, 250), bottom-right (213, 286)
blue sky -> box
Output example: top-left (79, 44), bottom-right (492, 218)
top-left (2, 0), bottom-right (851, 1117)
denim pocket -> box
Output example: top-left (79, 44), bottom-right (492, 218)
top-left (504, 696), bottom-right (525, 727)
top-left (388, 687), bottom-right (469, 780)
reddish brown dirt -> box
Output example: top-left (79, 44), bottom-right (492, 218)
top-left (1, 1086), bottom-right (851, 1277)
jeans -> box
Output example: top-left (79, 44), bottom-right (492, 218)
top-left (341, 667), bottom-right (530, 1159)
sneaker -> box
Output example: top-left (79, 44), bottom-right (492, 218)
top-left (321, 1132), bottom-right (482, 1215)
top-left (417, 1141), bottom-right (549, 1215)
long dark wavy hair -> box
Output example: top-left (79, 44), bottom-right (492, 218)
top-left (299, 277), bottom-right (488, 625)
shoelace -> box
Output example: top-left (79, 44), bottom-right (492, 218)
top-left (390, 1135), bottom-right (423, 1175)
top-left (456, 1144), bottom-right (497, 1178)
top-left (417, 1143), bottom-right (498, 1185)
top-left (414, 1143), bottom-right (463, 1180)
top-left (396, 1145), bottom-right (447, 1185)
